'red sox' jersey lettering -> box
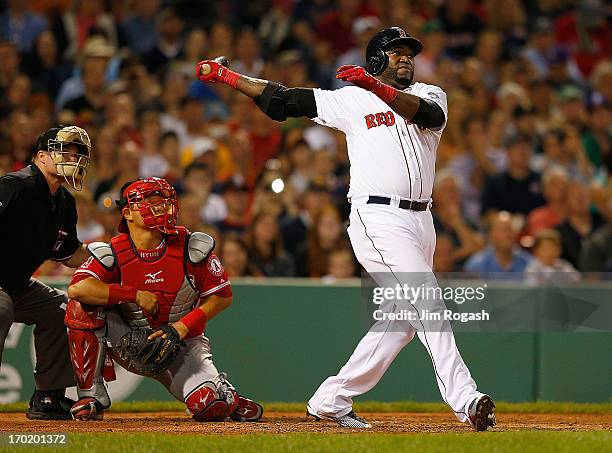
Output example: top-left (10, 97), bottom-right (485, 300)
top-left (364, 111), bottom-right (395, 129)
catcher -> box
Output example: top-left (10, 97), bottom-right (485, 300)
top-left (64, 177), bottom-right (263, 422)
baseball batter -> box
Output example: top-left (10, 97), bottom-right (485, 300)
top-left (65, 177), bottom-right (263, 422)
top-left (195, 26), bottom-right (495, 431)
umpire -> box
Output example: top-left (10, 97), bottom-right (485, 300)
top-left (0, 126), bottom-right (92, 419)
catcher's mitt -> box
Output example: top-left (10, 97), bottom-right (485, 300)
top-left (117, 325), bottom-right (182, 375)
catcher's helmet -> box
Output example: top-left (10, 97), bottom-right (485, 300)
top-left (365, 27), bottom-right (423, 76)
top-left (116, 177), bottom-right (179, 235)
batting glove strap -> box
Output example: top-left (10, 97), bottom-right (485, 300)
top-left (196, 60), bottom-right (240, 88)
top-left (336, 65), bottom-right (398, 104)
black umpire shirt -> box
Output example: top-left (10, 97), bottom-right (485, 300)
top-left (0, 164), bottom-right (81, 294)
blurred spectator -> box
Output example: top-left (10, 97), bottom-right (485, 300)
top-left (174, 28), bottom-right (207, 79)
top-left (0, 0), bottom-right (47, 53)
top-left (216, 180), bottom-right (250, 235)
top-left (580, 226), bottom-right (612, 273)
top-left (446, 116), bottom-right (506, 222)
top-left (483, 0), bottom-right (526, 56)
top-left (180, 162), bottom-right (227, 224)
top-left (175, 96), bottom-right (215, 166)
top-left (220, 236), bottom-right (252, 278)
top-left (281, 183), bottom-right (331, 257)
top-left (60, 0), bottom-right (117, 59)
top-left (243, 108), bottom-right (282, 186)
top-left (74, 191), bottom-right (105, 243)
top-left (232, 29), bottom-right (264, 78)
top-left (438, 0), bottom-right (482, 58)
top-left (120, 0), bottom-right (161, 55)
top-left (23, 31), bottom-right (72, 100)
top-left (296, 204), bottom-right (349, 277)
top-left (432, 172), bottom-right (485, 268)
top-left (333, 16), bottom-right (379, 88)
top-left (556, 181), bottom-right (605, 270)
top-left (433, 234), bottom-right (458, 273)
top-left (158, 131), bottom-right (182, 183)
top-left (414, 19), bottom-right (446, 84)
top-left (287, 139), bottom-right (314, 194)
top-left (139, 110), bottom-right (167, 178)
top-left (258, 0), bottom-right (294, 53)
top-left (316, 0), bottom-right (376, 55)
top-left (525, 229), bottom-right (580, 283)
top-left (144, 7), bottom-right (185, 75)
top-left (322, 246), bottom-right (357, 282)
top-left (0, 144), bottom-right (13, 175)
top-left (582, 103), bottom-right (611, 173)
top-left (525, 166), bottom-right (569, 237)
top-left (177, 194), bottom-right (208, 233)
top-left (0, 40), bottom-right (21, 101)
top-left (245, 212), bottom-right (295, 277)
top-left (554, 0), bottom-right (610, 78)
top-left (522, 17), bottom-right (582, 83)
top-left (8, 110), bottom-right (36, 169)
top-left (464, 212), bottom-right (532, 275)
top-left (481, 134), bottom-right (545, 218)
top-left (590, 61), bottom-right (612, 104)
top-left (93, 140), bottom-right (141, 204)
top-left (56, 35), bottom-right (115, 111)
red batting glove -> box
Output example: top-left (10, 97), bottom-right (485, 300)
top-left (195, 60), bottom-right (240, 88)
top-left (336, 65), bottom-right (398, 104)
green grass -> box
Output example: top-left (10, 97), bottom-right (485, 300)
top-left (1, 432), bottom-right (610, 453)
top-left (3, 400), bottom-right (611, 414)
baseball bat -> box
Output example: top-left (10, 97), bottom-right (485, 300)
top-left (198, 56), bottom-right (230, 77)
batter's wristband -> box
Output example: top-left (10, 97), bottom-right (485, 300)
top-left (179, 309), bottom-right (207, 336)
top-left (221, 68), bottom-right (240, 88)
top-left (371, 81), bottom-right (398, 104)
top-left (107, 284), bottom-right (137, 306)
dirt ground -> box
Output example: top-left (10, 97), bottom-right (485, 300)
top-left (1, 412), bottom-right (611, 434)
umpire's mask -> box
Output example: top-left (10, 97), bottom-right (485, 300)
top-left (44, 125), bottom-right (92, 191)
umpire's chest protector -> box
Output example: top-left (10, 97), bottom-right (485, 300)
top-left (111, 227), bottom-right (200, 330)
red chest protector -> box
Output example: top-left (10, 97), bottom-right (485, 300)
top-left (111, 226), bottom-right (199, 330)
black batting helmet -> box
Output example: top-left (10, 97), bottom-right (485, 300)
top-left (365, 27), bottom-right (423, 76)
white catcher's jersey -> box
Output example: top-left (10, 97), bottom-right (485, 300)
top-left (312, 82), bottom-right (448, 201)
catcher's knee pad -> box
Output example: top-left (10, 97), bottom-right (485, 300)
top-left (65, 300), bottom-right (112, 409)
top-left (65, 299), bottom-right (106, 330)
top-left (185, 382), bottom-right (230, 422)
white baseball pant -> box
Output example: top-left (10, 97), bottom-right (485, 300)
top-left (308, 197), bottom-right (483, 422)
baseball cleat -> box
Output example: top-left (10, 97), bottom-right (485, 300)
top-left (307, 407), bottom-right (371, 428)
top-left (26, 390), bottom-right (74, 420)
top-left (468, 394), bottom-right (496, 431)
top-left (70, 397), bottom-right (106, 421)
top-left (230, 396), bottom-right (264, 422)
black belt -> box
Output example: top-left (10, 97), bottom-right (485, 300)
top-left (367, 196), bottom-right (429, 211)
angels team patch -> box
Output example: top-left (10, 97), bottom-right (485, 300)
top-left (207, 255), bottom-right (224, 276)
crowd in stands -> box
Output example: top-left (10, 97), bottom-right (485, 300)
top-left (0, 0), bottom-right (610, 280)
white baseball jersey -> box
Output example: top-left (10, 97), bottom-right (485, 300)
top-left (312, 82), bottom-right (448, 201)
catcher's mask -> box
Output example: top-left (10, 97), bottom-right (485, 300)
top-left (116, 177), bottom-right (179, 235)
top-left (36, 125), bottom-right (92, 191)
top-left (365, 27), bottom-right (422, 76)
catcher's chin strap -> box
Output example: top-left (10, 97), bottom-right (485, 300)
top-left (65, 299), bottom-right (114, 409)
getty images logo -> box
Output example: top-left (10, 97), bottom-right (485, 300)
top-left (144, 271), bottom-right (164, 284)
